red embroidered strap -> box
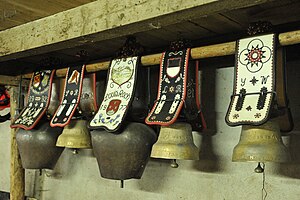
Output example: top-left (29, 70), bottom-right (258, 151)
top-left (11, 70), bottom-right (55, 130)
top-left (50, 65), bottom-right (85, 127)
top-left (145, 49), bottom-right (189, 126)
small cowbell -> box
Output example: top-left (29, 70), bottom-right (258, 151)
top-left (151, 122), bottom-right (199, 167)
top-left (16, 121), bottom-right (64, 169)
top-left (91, 122), bottom-right (157, 180)
top-left (56, 119), bottom-right (91, 149)
top-left (232, 119), bottom-right (291, 163)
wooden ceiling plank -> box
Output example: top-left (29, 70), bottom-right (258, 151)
top-left (0, 0), bottom-right (272, 63)
top-left (12, 28), bottom-right (300, 79)
top-left (5, 1), bottom-right (56, 16)
top-left (0, 0), bottom-right (96, 30)
top-left (190, 17), bottom-right (234, 35)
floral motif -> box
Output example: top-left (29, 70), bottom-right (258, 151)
top-left (250, 76), bottom-right (258, 86)
top-left (169, 86), bottom-right (175, 93)
top-left (233, 114), bottom-right (239, 119)
top-left (239, 38), bottom-right (272, 73)
top-left (254, 113), bottom-right (262, 118)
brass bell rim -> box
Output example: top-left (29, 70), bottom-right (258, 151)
top-left (232, 119), bottom-right (291, 163)
top-left (56, 119), bottom-right (92, 149)
top-left (232, 146), bottom-right (291, 163)
top-left (151, 144), bottom-right (199, 160)
top-left (150, 122), bottom-right (199, 161)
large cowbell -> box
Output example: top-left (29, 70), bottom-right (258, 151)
top-left (151, 122), bottom-right (199, 163)
top-left (232, 119), bottom-right (291, 163)
top-left (16, 121), bottom-right (63, 169)
top-left (91, 122), bottom-right (157, 180)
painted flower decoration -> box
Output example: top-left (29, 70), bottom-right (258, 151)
top-left (239, 38), bottom-right (272, 73)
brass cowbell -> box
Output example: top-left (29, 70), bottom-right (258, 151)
top-left (151, 122), bottom-right (199, 167)
top-left (232, 119), bottom-right (291, 163)
top-left (56, 119), bottom-right (92, 149)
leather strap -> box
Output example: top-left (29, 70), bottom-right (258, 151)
top-left (89, 57), bottom-right (138, 132)
top-left (78, 73), bottom-right (98, 119)
top-left (145, 49), bottom-right (189, 126)
top-left (11, 70), bottom-right (55, 130)
top-left (274, 47), bottom-right (293, 133)
top-left (50, 65), bottom-right (85, 127)
top-left (226, 34), bottom-right (276, 126)
top-left (182, 60), bottom-right (206, 131)
top-left (127, 66), bottom-right (150, 123)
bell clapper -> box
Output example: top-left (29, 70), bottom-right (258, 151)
top-left (254, 162), bottom-right (267, 200)
top-left (254, 162), bottom-right (264, 173)
top-left (170, 159), bottom-right (179, 168)
top-left (120, 180), bottom-right (124, 188)
top-left (72, 149), bottom-right (79, 155)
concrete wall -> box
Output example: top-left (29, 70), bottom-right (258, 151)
top-left (1, 56), bottom-right (300, 199)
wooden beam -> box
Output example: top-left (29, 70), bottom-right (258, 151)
top-left (17, 28), bottom-right (300, 80)
top-left (278, 29), bottom-right (300, 46)
top-left (0, 0), bottom-right (271, 62)
top-left (9, 87), bottom-right (25, 200)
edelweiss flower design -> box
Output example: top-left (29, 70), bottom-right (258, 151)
top-left (239, 38), bottom-right (272, 73)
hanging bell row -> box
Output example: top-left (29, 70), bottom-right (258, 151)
top-left (16, 119), bottom-right (92, 169)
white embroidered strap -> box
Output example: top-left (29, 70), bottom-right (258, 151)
top-left (226, 34), bottom-right (275, 126)
top-left (89, 57), bottom-right (138, 132)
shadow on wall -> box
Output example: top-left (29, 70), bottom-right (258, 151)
top-left (193, 132), bottom-right (221, 173)
top-left (193, 56), bottom-right (234, 172)
top-left (44, 148), bottom-right (93, 179)
top-left (137, 159), bottom-right (172, 192)
top-left (279, 134), bottom-right (300, 178)
top-left (278, 55), bottom-right (300, 178)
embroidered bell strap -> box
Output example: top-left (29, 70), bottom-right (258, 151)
top-left (275, 47), bottom-right (293, 132)
top-left (145, 49), bottom-right (190, 126)
top-left (182, 60), bottom-right (206, 131)
top-left (225, 33), bottom-right (275, 126)
top-left (50, 65), bottom-right (85, 127)
top-left (89, 57), bottom-right (138, 132)
top-left (11, 70), bottom-right (55, 130)
top-left (78, 73), bottom-right (98, 119)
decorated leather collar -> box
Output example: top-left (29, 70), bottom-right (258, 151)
top-left (11, 70), bottom-right (55, 130)
top-left (225, 33), bottom-right (276, 126)
top-left (145, 44), bottom-right (206, 131)
top-left (89, 37), bottom-right (143, 132)
top-left (89, 57), bottom-right (139, 132)
top-left (226, 21), bottom-right (293, 130)
top-left (50, 65), bottom-right (85, 127)
top-left (146, 49), bottom-right (190, 125)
